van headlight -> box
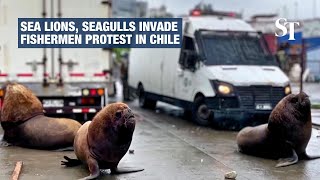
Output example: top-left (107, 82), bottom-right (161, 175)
top-left (284, 85), bottom-right (291, 95)
top-left (211, 81), bottom-right (235, 96)
top-left (218, 84), bottom-right (232, 95)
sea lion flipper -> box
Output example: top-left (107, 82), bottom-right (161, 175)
top-left (78, 157), bottom-right (100, 180)
top-left (61, 156), bottom-right (82, 167)
top-left (110, 167), bottom-right (144, 174)
top-left (0, 140), bottom-right (12, 147)
top-left (276, 149), bottom-right (298, 167)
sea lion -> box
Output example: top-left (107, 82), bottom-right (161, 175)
top-left (61, 102), bottom-right (143, 179)
top-left (0, 83), bottom-right (81, 150)
top-left (236, 92), bottom-right (320, 167)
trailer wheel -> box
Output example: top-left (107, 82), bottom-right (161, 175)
top-left (138, 85), bottom-right (157, 109)
top-left (192, 96), bottom-right (211, 126)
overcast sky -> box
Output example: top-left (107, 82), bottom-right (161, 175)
top-left (145, 0), bottom-right (319, 20)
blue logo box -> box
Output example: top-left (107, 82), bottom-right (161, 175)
top-left (18, 18), bottom-right (183, 48)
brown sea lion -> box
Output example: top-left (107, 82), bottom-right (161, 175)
top-left (236, 92), bottom-right (320, 167)
top-left (61, 102), bottom-right (143, 179)
top-left (0, 83), bottom-right (81, 150)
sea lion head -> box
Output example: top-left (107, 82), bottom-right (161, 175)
top-left (112, 103), bottom-right (136, 130)
top-left (287, 92), bottom-right (310, 113)
top-left (0, 83), bottom-right (43, 124)
top-left (94, 102), bottom-right (136, 131)
top-left (269, 92), bottom-right (311, 124)
top-left (283, 92), bottom-right (310, 119)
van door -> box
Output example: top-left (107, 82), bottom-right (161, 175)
top-left (175, 36), bottom-right (197, 102)
top-left (148, 49), bottom-right (164, 94)
top-left (161, 48), bottom-right (180, 98)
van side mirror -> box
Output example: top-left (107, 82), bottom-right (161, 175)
top-left (182, 50), bottom-right (199, 72)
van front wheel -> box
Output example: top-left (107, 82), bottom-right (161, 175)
top-left (138, 86), bottom-right (157, 109)
top-left (192, 96), bottom-right (211, 126)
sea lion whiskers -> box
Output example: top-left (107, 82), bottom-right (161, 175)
top-left (113, 108), bottom-right (135, 128)
top-left (123, 109), bottom-right (135, 128)
top-left (123, 117), bottom-right (134, 128)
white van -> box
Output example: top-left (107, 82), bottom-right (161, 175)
top-left (128, 16), bottom-right (291, 129)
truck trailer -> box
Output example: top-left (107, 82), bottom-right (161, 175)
top-left (0, 0), bottom-right (115, 121)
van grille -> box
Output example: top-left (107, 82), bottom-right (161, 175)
top-left (236, 86), bottom-right (285, 109)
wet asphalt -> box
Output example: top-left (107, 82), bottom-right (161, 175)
top-left (1, 100), bottom-right (320, 180)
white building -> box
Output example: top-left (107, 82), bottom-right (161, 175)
top-left (112, 0), bottom-right (137, 18)
top-left (112, 0), bottom-right (148, 18)
top-left (149, 5), bottom-right (173, 18)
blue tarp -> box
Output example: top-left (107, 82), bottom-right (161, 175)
top-left (277, 32), bottom-right (320, 50)
top-left (305, 37), bottom-right (320, 51)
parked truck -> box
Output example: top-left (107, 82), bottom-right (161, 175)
top-left (129, 14), bottom-right (291, 130)
top-left (0, 0), bottom-right (115, 121)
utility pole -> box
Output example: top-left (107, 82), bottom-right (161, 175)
top-left (57, 0), bottom-right (63, 86)
top-left (50, 0), bottom-right (55, 80)
top-left (42, 0), bottom-right (48, 86)
top-left (300, 39), bottom-right (305, 92)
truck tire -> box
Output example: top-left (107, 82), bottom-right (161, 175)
top-left (138, 85), bottom-right (157, 109)
top-left (192, 96), bottom-right (211, 126)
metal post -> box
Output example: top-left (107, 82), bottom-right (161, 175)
top-left (50, 0), bottom-right (55, 80)
top-left (42, 0), bottom-right (48, 86)
top-left (107, 0), bottom-right (113, 96)
top-left (300, 39), bottom-right (305, 92)
top-left (57, 0), bottom-right (63, 86)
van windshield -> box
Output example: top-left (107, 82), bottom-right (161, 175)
top-left (197, 31), bottom-right (277, 66)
